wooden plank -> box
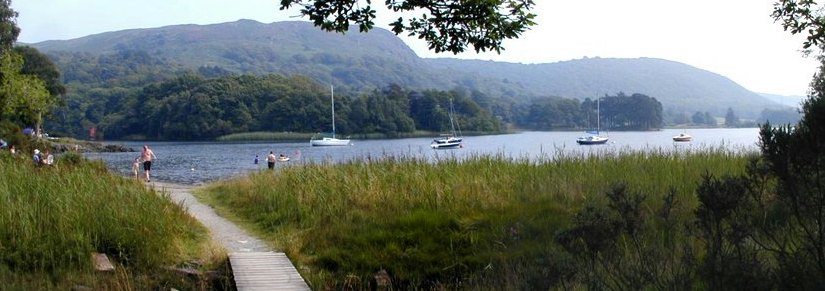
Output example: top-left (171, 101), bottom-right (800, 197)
top-left (230, 252), bottom-right (309, 291)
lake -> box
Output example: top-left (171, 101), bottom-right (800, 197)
top-left (84, 128), bottom-right (760, 185)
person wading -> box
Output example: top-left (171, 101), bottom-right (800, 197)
top-left (141, 145), bottom-right (157, 182)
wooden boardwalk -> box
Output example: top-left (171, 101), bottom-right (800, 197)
top-left (152, 183), bottom-right (310, 291)
top-left (230, 252), bottom-right (310, 290)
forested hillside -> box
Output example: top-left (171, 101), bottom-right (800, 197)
top-left (30, 20), bottom-right (780, 117)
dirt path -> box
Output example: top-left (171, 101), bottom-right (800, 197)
top-left (150, 182), bottom-right (271, 253)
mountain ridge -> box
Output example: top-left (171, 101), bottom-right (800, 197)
top-left (29, 19), bottom-right (782, 118)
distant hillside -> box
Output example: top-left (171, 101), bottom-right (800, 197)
top-left (426, 57), bottom-right (778, 117)
top-left (30, 19), bottom-right (781, 118)
top-left (759, 92), bottom-right (806, 108)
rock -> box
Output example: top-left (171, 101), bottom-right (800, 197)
top-left (92, 252), bottom-right (114, 272)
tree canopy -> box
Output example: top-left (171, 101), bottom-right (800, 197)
top-left (279, 0), bottom-right (536, 54)
top-left (0, 0), bottom-right (19, 53)
top-left (773, 0), bottom-right (825, 51)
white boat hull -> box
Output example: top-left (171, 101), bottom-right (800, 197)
top-left (431, 136), bottom-right (462, 149)
top-left (310, 137), bottom-right (351, 146)
top-left (576, 135), bottom-right (609, 145)
top-left (672, 133), bottom-right (692, 142)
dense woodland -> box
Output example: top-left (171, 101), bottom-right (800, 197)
top-left (32, 48), bottom-right (671, 140)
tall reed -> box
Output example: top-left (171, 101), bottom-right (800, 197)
top-left (0, 152), bottom-right (210, 288)
top-left (203, 147), bottom-right (752, 289)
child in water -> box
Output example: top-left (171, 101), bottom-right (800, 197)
top-left (132, 157), bottom-right (140, 180)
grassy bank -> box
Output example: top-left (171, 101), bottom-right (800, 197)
top-left (0, 152), bottom-right (228, 290)
top-left (199, 148), bottom-right (751, 289)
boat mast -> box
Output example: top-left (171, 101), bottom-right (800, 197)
top-left (449, 99), bottom-right (457, 136)
top-left (597, 98), bottom-right (600, 134)
top-left (331, 85), bottom-right (335, 138)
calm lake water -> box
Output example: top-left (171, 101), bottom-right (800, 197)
top-left (84, 128), bottom-right (760, 185)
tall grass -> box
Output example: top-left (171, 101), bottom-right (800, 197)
top-left (0, 151), bottom-right (216, 289)
top-left (202, 147), bottom-right (753, 289)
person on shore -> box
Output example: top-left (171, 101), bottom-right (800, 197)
top-left (43, 150), bottom-right (54, 166)
top-left (266, 151), bottom-right (276, 169)
top-left (32, 149), bottom-right (41, 165)
top-left (9, 144), bottom-right (15, 155)
top-left (131, 157), bottom-right (141, 180)
top-left (141, 145), bottom-right (157, 182)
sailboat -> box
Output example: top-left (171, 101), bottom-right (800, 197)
top-left (310, 85), bottom-right (351, 146)
top-left (576, 98), bottom-right (609, 145)
top-left (431, 99), bottom-right (463, 149)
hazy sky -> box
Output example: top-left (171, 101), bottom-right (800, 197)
top-left (11, 0), bottom-right (820, 96)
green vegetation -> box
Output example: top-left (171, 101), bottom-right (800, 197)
top-left (279, 0), bottom-right (536, 54)
top-left (0, 152), bottom-right (227, 289)
top-left (200, 149), bottom-right (750, 289)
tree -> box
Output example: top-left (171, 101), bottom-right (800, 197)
top-left (724, 107), bottom-right (739, 127)
top-left (0, 51), bottom-right (53, 129)
top-left (691, 111), bottom-right (706, 124)
top-left (0, 0), bottom-right (19, 54)
top-left (773, 0), bottom-right (825, 51)
top-left (14, 46), bottom-right (66, 98)
top-left (704, 112), bottom-right (716, 126)
top-left (279, 0), bottom-right (536, 54)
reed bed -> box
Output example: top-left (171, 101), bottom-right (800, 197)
top-left (0, 152), bottom-right (214, 289)
top-left (202, 147), bottom-right (752, 289)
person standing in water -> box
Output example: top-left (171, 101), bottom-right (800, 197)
top-left (141, 145), bottom-right (157, 182)
top-left (266, 151), bottom-right (276, 169)
top-left (131, 157), bottom-right (141, 180)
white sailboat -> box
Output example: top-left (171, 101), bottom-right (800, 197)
top-left (576, 98), bottom-right (609, 145)
top-left (310, 85), bottom-right (351, 146)
top-left (431, 99), bottom-right (463, 149)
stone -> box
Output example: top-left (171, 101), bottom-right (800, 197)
top-left (92, 252), bottom-right (115, 272)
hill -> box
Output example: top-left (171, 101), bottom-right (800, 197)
top-left (30, 19), bottom-right (780, 118)
top-left (427, 57), bottom-right (778, 117)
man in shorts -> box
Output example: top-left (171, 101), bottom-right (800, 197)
top-left (266, 151), bottom-right (277, 169)
top-left (141, 145), bottom-right (157, 182)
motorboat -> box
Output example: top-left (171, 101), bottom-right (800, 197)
top-left (672, 133), bottom-right (693, 142)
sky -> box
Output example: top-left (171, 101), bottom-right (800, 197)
top-left (11, 0), bottom-right (820, 97)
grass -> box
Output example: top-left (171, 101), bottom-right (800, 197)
top-left (200, 147), bottom-right (753, 289)
top-left (0, 151), bottom-right (228, 290)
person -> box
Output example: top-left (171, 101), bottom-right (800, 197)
top-left (43, 150), bottom-right (54, 166)
top-left (131, 157), bottom-right (141, 180)
top-left (254, 154), bottom-right (259, 165)
top-left (141, 145), bottom-right (157, 182)
top-left (32, 149), bottom-right (42, 165)
top-left (9, 144), bottom-right (15, 155)
top-left (266, 151), bottom-right (276, 169)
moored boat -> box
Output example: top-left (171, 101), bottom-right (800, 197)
top-left (672, 133), bottom-right (693, 142)
top-left (311, 85), bottom-right (351, 146)
top-left (431, 99), bottom-right (463, 149)
top-left (577, 98), bottom-right (609, 145)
